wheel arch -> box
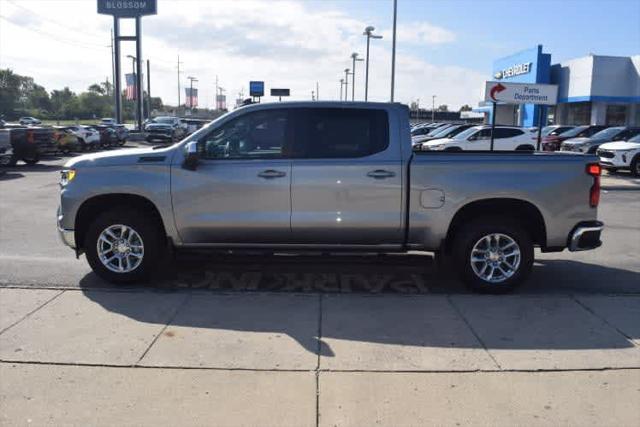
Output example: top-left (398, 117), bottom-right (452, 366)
top-left (445, 198), bottom-right (547, 251)
top-left (74, 193), bottom-right (166, 252)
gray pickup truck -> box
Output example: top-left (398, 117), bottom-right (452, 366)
top-left (58, 102), bottom-right (604, 292)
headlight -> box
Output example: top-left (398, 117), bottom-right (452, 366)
top-left (429, 144), bottom-right (447, 151)
top-left (60, 169), bottom-right (76, 186)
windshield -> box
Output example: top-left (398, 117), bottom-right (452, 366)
top-left (453, 127), bottom-right (481, 140)
top-left (627, 134), bottom-right (640, 143)
top-left (559, 126), bottom-right (588, 137)
top-left (427, 125), bottom-right (451, 136)
top-left (590, 127), bottom-right (624, 140)
top-left (430, 125), bottom-right (459, 138)
top-left (153, 117), bottom-right (176, 124)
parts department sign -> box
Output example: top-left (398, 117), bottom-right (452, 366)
top-left (97, 0), bottom-right (157, 17)
top-left (485, 81), bottom-right (558, 105)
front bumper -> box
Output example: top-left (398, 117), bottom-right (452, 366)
top-left (597, 150), bottom-right (631, 168)
top-left (57, 212), bottom-right (75, 249)
top-left (568, 221), bottom-right (604, 252)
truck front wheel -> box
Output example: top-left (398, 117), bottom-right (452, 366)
top-left (84, 208), bottom-right (164, 283)
top-left (452, 218), bottom-right (533, 293)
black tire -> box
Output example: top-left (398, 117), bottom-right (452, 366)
top-left (516, 145), bottom-right (535, 151)
top-left (631, 155), bottom-right (640, 177)
top-left (444, 147), bottom-right (462, 152)
top-left (452, 217), bottom-right (533, 293)
top-left (22, 153), bottom-right (40, 165)
top-left (7, 155), bottom-right (18, 167)
top-left (84, 208), bottom-right (165, 283)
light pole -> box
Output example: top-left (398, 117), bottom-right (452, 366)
top-left (351, 52), bottom-right (363, 101)
top-left (339, 79), bottom-right (345, 101)
top-left (344, 68), bottom-right (352, 101)
top-left (390, 0), bottom-right (397, 102)
top-left (432, 95), bottom-right (437, 122)
top-left (187, 76), bottom-right (198, 110)
top-left (363, 25), bottom-right (382, 102)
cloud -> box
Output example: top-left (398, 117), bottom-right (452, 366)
top-left (382, 22), bottom-right (456, 45)
top-left (0, 0), bottom-right (484, 109)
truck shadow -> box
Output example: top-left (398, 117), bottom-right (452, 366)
top-left (78, 256), bottom-right (640, 355)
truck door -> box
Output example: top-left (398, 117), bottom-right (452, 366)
top-left (290, 107), bottom-right (404, 245)
top-left (171, 109), bottom-right (292, 244)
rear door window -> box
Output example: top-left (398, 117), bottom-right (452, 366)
top-left (296, 108), bottom-right (389, 158)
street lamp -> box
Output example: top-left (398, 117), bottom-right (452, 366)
top-left (344, 68), bottom-right (352, 101)
top-left (339, 78), bottom-right (345, 101)
top-left (363, 25), bottom-right (382, 102)
top-left (350, 52), bottom-right (363, 101)
top-left (187, 76), bottom-right (198, 110)
top-left (432, 95), bottom-right (437, 123)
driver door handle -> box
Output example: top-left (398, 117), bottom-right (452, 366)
top-left (367, 169), bottom-right (396, 179)
top-left (258, 169), bottom-right (287, 179)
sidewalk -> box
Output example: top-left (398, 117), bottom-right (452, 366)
top-left (1, 288), bottom-right (639, 425)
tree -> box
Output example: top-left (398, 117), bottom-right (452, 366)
top-left (459, 104), bottom-right (472, 112)
top-left (437, 104), bottom-right (449, 112)
top-left (0, 69), bottom-right (23, 118)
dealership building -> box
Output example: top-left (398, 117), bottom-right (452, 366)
top-left (475, 45), bottom-right (640, 127)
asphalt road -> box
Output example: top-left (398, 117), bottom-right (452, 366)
top-left (1, 153), bottom-right (639, 294)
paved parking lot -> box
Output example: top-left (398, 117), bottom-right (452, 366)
top-left (1, 154), bottom-right (639, 425)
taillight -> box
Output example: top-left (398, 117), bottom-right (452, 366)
top-left (27, 131), bottom-right (35, 144)
top-left (587, 163), bottom-right (601, 207)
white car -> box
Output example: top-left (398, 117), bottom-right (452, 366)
top-left (19, 116), bottom-right (41, 125)
top-left (421, 125), bottom-right (535, 151)
top-left (100, 118), bottom-right (116, 126)
top-left (67, 125), bottom-right (101, 146)
top-left (597, 134), bottom-right (640, 176)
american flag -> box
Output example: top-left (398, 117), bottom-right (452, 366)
top-left (125, 73), bottom-right (137, 100)
top-left (185, 87), bottom-right (198, 107)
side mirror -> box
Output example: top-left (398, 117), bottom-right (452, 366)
top-left (183, 141), bottom-right (199, 171)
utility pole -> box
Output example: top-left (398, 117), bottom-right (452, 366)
top-left (344, 68), bottom-right (351, 101)
top-left (390, 0), bottom-right (397, 102)
top-left (432, 95), bottom-right (437, 123)
top-left (176, 55), bottom-right (183, 108)
top-left (146, 59), bottom-right (151, 119)
top-left (351, 53), bottom-right (363, 101)
top-left (363, 26), bottom-right (383, 102)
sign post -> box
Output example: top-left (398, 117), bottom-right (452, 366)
top-left (484, 81), bottom-right (558, 151)
top-left (98, 0), bottom-right (157, 129)
top-left (249, 81), bottom-right (264, 103)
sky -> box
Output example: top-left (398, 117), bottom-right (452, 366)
top-left (0, 0), bottom-right (639, 110)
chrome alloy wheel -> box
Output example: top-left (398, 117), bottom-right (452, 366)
top-left (470, 233), bottom-right (521, 283)
top-left (97, 224), bottom-right (144, 273)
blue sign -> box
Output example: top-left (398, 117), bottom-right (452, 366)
top-left (97, 0), bottom-right (157, 17)
top-left (249, 81), bottom-right (265, 97)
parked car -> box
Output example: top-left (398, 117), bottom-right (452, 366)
top-left (19, 116), bottom-right (41, 126)
top-left (421, 125), bottom-right (534, 151)
top-left (66, 125), bottom-right (101, 151)
top-left (182, 118), bottom-right (209, 135)
top-left (53, 127), bottom-right (82, 154)
top-left (0, 130), bottom-right (14, 166)
top-left (413, 124), bottom-right (474, 147)
top-left (100, 118), bottom-right (117, 126)
top-left (561, 126), bottom-right (640, 154)
top-left (91, 125), bottom-right (119, 148)
top-left (0, 125), bottom-right (54, 165)
top-left (58, 102), bottom-right (603, 293)
top-left (543, 125), bottom-right (607, 151)
top-left (144, 116), bottom-right (187, 142)
top-left (112, 124), bottom-right (129, 145)
top-left (597, 133), bottom-right (640, 176)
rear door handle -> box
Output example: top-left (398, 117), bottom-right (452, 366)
top-left (258, 169), bottom-right (287, 179)
top-left (367, 169), bottom-right (396, 179)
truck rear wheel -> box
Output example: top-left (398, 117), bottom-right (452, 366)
top-left (84, 208), bottom-right (164, 283)
top-left (452, 217), bottom-right (533, 293)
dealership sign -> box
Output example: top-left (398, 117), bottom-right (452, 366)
top-left (270, 88), bottom-right (290, 97)
top-left (494, 62), bottom-right (532, 80)
top-left (485, 81), bottom-right (558, 105)
top-left (97, 0), bottom-right (157, 17)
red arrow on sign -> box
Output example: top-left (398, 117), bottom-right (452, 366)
top-left (490, 83), bottom-right (506, 101)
